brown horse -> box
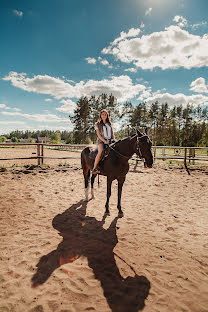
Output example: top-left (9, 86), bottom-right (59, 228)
top-left (81, 129), bottom-right (153, 216)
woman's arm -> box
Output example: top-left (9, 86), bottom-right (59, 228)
top-left (96, 128), bottom-right (108, 144)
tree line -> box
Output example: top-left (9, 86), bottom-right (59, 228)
top-left (0, 130), bottom-right (74, 144)
top-left (70, 94), bottom-right (208, 147)
top-left (1, 93), bottom-right (208, 146)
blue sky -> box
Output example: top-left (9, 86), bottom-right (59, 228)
top-left (0, 0), bottom-right (208, 134)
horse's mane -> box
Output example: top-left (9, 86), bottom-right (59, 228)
top-left (112, 134), bottom-right (137, 147)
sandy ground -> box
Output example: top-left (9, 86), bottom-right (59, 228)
top-left (0, 148), bottom-right (208, 312)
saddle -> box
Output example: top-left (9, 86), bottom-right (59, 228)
top-left (89, 144), bottom-right (110, 163)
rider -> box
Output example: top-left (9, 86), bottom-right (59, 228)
top-left (92, 109), bottom-right (115, 174)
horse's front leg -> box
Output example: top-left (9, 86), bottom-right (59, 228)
top-left (105, 177), bottom-right (112, 214)
top-left (117, 177), bottom-right (125, 216)
top-left (90, 174), bottom-right (96, 199)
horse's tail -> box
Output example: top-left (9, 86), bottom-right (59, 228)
top-left (81, 148), bottom-right (91, 200)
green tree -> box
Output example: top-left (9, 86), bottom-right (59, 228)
top-left (50, 132), bottom-right (61, 144)
top-left (0, 136), bottom-right (7, 142)
top-left (70, 96), bottom-right (91, 144)
top-left (148, 102), bottom-right (160, 145)
top-left (70, 94), bottom-right (119, 144)
top-left (130, 103), bottom-right (149, 128)
top-left (11, 136), bottom-right (19, 142)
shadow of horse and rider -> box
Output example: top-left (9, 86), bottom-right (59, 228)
top-left (32, 200), bottom-right (150, 312)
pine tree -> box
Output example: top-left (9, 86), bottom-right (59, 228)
top-left (70, 96), bottom-right (91, 143)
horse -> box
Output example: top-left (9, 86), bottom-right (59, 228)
top-left (81, 129), bottom-right (153, 216)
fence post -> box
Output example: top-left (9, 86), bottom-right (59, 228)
top-left (154, 147), bottom-right (156, 162)
top-left (37, 144), bottom-right (41, 166)
top-left (41, 144), bottom-right (44, 165)
top-left (162, 147), bottom-right (165, 161)
top-left (192, 148), bottom-right (195, 165)
top-left (188, 148), bottom-right (191, 164)
top-left (184, 147), bottom-right (190, 175)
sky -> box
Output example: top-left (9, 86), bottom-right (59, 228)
top-left (0, 0), bottom-right (208, 134)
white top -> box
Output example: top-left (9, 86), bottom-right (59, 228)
top-left (103, 123), bottom-right (111, 139)
top-left (95, 122), bottom-right (112, 139)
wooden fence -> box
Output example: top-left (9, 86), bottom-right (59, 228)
top-left (0, 143), bottom-right (208, 167)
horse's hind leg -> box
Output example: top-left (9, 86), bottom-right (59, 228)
top-left (105, 177), bottom-right (112, 214)
top-left (81, 150), bottom-right (91, 201)
top-left (84, 169), bottom-right (90, 201)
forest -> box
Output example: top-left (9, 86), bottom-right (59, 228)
top-left (1, 93), bottom-right (208, 147)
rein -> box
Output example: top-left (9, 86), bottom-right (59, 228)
top-left (109, 145), bottom-right (130, 159)
top-left (109, 134), bottom-right (148, 159)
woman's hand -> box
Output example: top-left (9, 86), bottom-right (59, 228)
top-left (104, 139), bottom-right (109, 144)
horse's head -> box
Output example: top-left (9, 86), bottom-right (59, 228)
top-left (135, 129), bottom-right (153, 168)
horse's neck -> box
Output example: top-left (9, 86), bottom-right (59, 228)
top-left (115, 136), bottom-right (136, 158)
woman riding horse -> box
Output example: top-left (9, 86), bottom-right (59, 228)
top-left (92, 109), bottom-right (115, 175)
top-left (81, 126), bottom-right (153, 216)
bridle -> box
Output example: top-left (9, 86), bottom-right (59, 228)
top-left (136, 134), bottom-right (148, 159)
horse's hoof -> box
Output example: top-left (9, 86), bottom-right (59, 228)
top-left (91, 190), bottom-right (94, 199)
top-left (118, 211), bottom-right (124, 218)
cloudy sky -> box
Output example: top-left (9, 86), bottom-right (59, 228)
top-left (0, 0), bottom-right (208, 134)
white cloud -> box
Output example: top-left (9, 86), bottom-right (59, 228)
top-left (102, 25), bottom-right (208, 70)
top-left (45, 98), bottom-right (52, 102)
top-left (110, 28), bottom-right (141, 46)
top-left (74, 75), bottom-right (146, 102)
top-left (98, 57), bottom-right (112, 67)
top-left (173, 15), bottom-right (187, 28)
top-left (145, 8), bottom-right (152, 16)
top-left (0, 104), bottom-right (21, 111)
top-left (3, 72), bottom-right (147, 103)
top-left (190, 77), bottom-right (208, 93)
top-left (124, 68), bottom-right (137, 73)
top-left (38, 125), bottom-right (73, 131)
top-left (85, 57), bottom-right (96, 64)
top-left (0, 104), bottom-right (10, 110)
top-left (143, 92), bottom-right (208, 107)
top-left (191, 21), bottom-right (207, 29)
top-left (3, 72), bottom-right (77, 99)
top-left (13, 10), bottom-right (23, 17)
top-left (138, 89), bottom-right (152, 101)
top-left (0, 121), bottom-right (25, 125)
top-left (56, 99), bottom-right (76, 114)
top-left (100, 59), bottom-right (109, 66)
top-left (112, 120), bottom-right (123, 132)
top-left (140, 22), bottom-right (145, 29)
top-left (1, 111), bottom-right (70, 123)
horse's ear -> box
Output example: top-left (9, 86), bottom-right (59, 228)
top-left (136, 129), bottom-right (143, 136)
top-left (145, 127), bottom-right (148, 134)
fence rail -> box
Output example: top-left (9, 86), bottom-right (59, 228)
top-left (0, 143), bottom-right (208, 166)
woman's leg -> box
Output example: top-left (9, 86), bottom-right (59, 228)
top-left (93, 143), bottom-right (103, 171)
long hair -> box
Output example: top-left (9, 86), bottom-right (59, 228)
top-left (97, 109), bottom-right (112, 126)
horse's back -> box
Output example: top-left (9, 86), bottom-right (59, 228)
top-left (81, 145), bottom-right (98, 170)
